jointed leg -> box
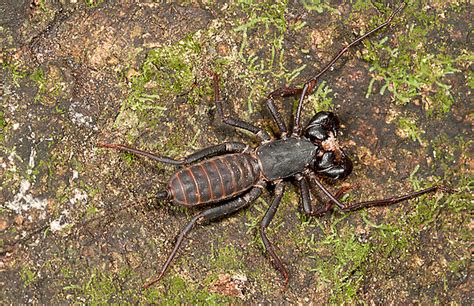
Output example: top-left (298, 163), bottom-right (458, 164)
top-left (266, 98), bottom-right (288, 136)
top-left (298, 175), bottom-right (351, 217)
top-left (266, 85), bottom-right (303, 135)
top-left (308, 172), bottom-right (450, 213)
top-left (292, 2), bottom-right (406, 135)
top-left (211, 73), bottom-right (271, 142)
top-left (98, 143), bottom-right (183, 165)
top-left (268, 86), bottom-right (303, 99)
top-left (143, 182), bottom-right (265, 288)
top-left (259, 182), bottom-right (288, 285)
top-left (183, 142), bottom-right (249, 164)
top-left (296, 175), bottom-right (313, 214)
top-left (98, 141), bottom-right (249, 166)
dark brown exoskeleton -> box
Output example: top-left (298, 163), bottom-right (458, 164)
top-left (99, 2), bottom-right (448, 288)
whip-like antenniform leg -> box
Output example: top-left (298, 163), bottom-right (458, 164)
top-left (98, 141), bottom-right (249, 165)
top-left (292, 2), bottom-right (406, 136)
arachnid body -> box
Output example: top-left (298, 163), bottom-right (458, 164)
top-left (99, 2), bottom-right (447, 288)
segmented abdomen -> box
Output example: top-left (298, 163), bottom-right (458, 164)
top-left (168, 153), bottom-right (260, 206)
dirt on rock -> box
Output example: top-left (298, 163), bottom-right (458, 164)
top-left (1, 1), bottom-right (472, 304)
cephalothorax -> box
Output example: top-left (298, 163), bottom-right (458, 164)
top-left (99, 2), bottom-right (446, 288)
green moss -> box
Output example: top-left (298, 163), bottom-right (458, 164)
top-left (84, 204), bottom-right (99, 219)
top-left (20, 266), bottom-right (37, 287)
top-left (84, 0), bottom-right (104, 8)
top-left (0, 110), bottom-right (6, 143)
top-left (117, 34), bottom-right (204, 127)
top-left (397, 116), bottom-right (424, 145)
top-left (29, 66), bottom-right (66, 104)
top-left (60, 268), bottom-right (145, 303)
top-left (113, 33), bottom-right (211, 156)
top-left (300, 0), bottom-right (334, 13)
top-left (231, 0), bottom-right (310, 113)
top-left (443, 174), bottom-right (472, 214)
top-left (3, 58), bottom-right (27, 87)
top-left (363, 216), bottom-right (410, 258)
top-left (60, 266), bottom-right (74, 279)
top-left (467, 70), bottom-right (474, 89)
top-left (363, 3), bottom-right (471, 116)
top-left (294, 212), bottom-right (370, 303)
top-left (351, 0), bottom-right (373, 11)
top-left (30, 68), bottom-right (47, 89)
top-left (122, 151), bottom-right (137, 166)
top-left (448, 258), bottom-right (469, 275)
top-left (70, 269), bottom-right (127, 303)
top-left (0, 110), bottom-right (5, 129)
top-left (431, 134), bottom-right (455, 167)
top-left (235, 0), bottom-right (288, 52)
top-left (308, 80), bottom-right (334, 112)
top-left (210, 243), bottom-right (244, 272)
top-left (38, 0), bottom-right (47, 10)
top-left (144, 274), bottom-right (235, 304)
top-left (157, 128), bottom-right (202, 159)
top-left (308, 226), bottom-right (371, 303)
